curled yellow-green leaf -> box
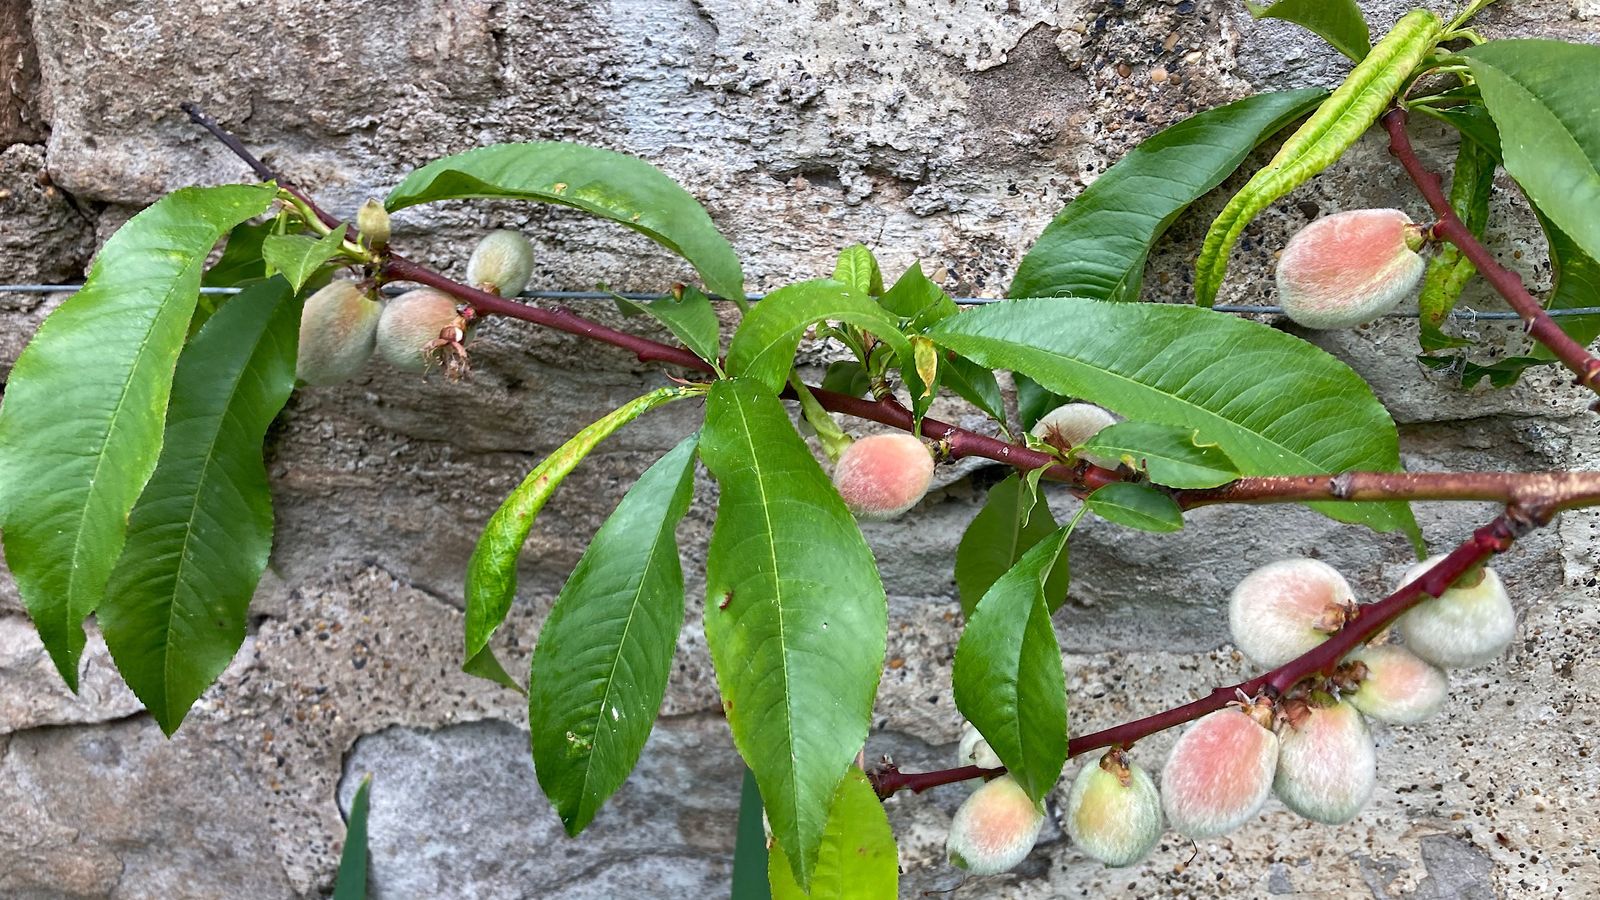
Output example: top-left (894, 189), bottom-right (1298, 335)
top-left (1194, 9), bottom-right (1444, 307)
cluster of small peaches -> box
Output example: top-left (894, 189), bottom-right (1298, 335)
top-left (939, 553), bottom-right (1515, 876)
top-left (294, 216), bottom-right (536, 385)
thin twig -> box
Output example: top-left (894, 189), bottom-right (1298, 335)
top-left (870, 508), bottom-right (1533, 798)
top-left (1383, 108), bottom-right (1600, 408)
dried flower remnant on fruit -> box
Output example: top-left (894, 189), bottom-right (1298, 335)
top-left (466, 229), bottom-right (536, 297)
top-left (1345, 644), bottom-right (1448, 725)
top-left (1276, 208), bottom-right (1426, 329)
top-left (1228, 558), bottom-right (1357, 668)
top-left (376, 288), bottom-right (466, 375)
top-left (1396, 558), bottom-right (1516, 668)
top-left (1272, 698), bottom-right (1376, 825)
top-left (958, 721), bottom-right (1002, 770)
top-left (1161, 698), bottom-right (1279, 838)
top-left (1064, 750), bottom-right (1163, 868)
top-left (296, 281), bottom-right (380, 386)
top-left (831, 433), bottom-right (934, 520)
top-left (1030, 402), bottom-right (1118, 468)
top-left (946, 774), bottom-right (1046, 876)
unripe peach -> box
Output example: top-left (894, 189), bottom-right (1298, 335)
top-left (1276, 208), bottom-right (1426, 329)
top-left (375, 288), bottom-right (462, 373)
top-left (296, 281), bottom-right (380, 386)
top-left (1396, 558), bottom-right (1516, 668)
top-left (1063, 750), bottom-right (1163, 868)
top-left (1030, 402), bottom-right (1118, 468)
top-left (1345, 644), bottom-right (1448, 725)
top-left (1160, 702), bottom-right (1279, 839)
top-left (466, 229), bottom-right (535, 297)
top-left (958, 721), bottom-right (1003, 770)
top-left (946, 775), bottom-right (1046, 876)
top-left (1228, 559), bottom-right (1357, 668)
top-left (831, 433), bottom-right (934, 520)
top-left (357, 198), bottom-right (391, 249)
top-left (1272, 700), bottom-right (1376, 825)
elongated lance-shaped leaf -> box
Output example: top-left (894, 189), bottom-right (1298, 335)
top-left (261, 224), bottom-right (349, 295)
top-left (530, 434), bottom-right (699, 836)
top-left (767, 768), bottom-right (898, 900)
top-left (955, 474), bottom-right (1068, 617)
top-left (386, 143), bottom-right (745, 304)
top-left (700, 378), bottom-right (887, 889)
top-left (1074, 421), bottom-right (1240, 489)
top-left (0, 183), bottom-right (277, 689)
top-left (98, 278), bottom-right (300, 735)
top-left (1010, 89), bottom-right (1326, 302)
top-left (929, 299), bottom-right (1419, 540)
top-left (733, 768), bottom-right (774, 900)
top-left (1084, 482), bottom-right (1185, 533)
top-left (1194, 10), bottom-right (1444, 306)
top-left (614, 285), bottom-right (721, 364)
top-left (1419, 136), bottom-right (1496, 353)
top-left (953, 529), bottom-right (1070, 803)
top-left (332, 775), bottom-right (372, 900)
top-left (832, 244), bottom-right (883, 296)
top-left (1244, 0), bottom-right (1371, 62)
top-left (463, 386), bottom-right (697, 683)
top-left (726, 280), bottom-right (912, 395)
top-left (1465, 41), bottom-right (1600, 267)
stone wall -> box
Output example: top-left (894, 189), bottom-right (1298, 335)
top-left (2, 1), bottom-right (1597, 897)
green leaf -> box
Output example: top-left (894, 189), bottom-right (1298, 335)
top-left (832, 244), bottom-right (884, 297)
top-left (1465, 41), bottom-right (1600, 266)
top-left (1413, 100), bottom-right (1503, 160)
top-left (1419, 136), bottom-right (1495, 353)
top-left (1534, 213), bottom-right (1600, 360)
top-left (928, 299), bottom-right (1416, 536)
top-left (1010, 89), bottom-right (1327, 302)
top-left (332, 775), bottom-right (372, 900)
top-left (879, 263), bottom-right (957, 330)
top-left (463, 387), bottom-right (696, 683)
top-left (1245, 0), bottom-right (1371, 62)
top-left (955, 474), bottom-right (1068, 617)
top-left (942, 353), bottom-right (1007, 423)
top-left (1074, 422), bottom-right (1240, 489)
top-left (726, 280), bottom-right (912, 395)
top-left (261, 224), bottom-right (348, 294)
top-left (0, 183), bottom-right (276, 688)
top-left (952, 529), bottom-right (1069, 803)
top-left (530, 434), bottom-right (699, 836)
top-left (767, 768), bottom-right (898, 900)
top-left (733, 768), bottom-right (774, 900)
top-left (203, 219), bottom-right (275, 288)
top-left (819, 361), bottom-right (871, 398)
top-left (615, 285), bottom-right (721, 364)
top-left (1195, 10), bottom-right (1444, 305)
top-left (1083, 482), bottom-right (1184, 533)
top-left (97, 278), bottom-right (300, 735)
top-left (1015, 374), bottom-right (1065, 433)
top-left (386, 142), bottom-right (745, 303)
top-left (700, 379), bottom-right (887, 889)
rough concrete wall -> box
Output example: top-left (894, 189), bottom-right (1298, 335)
top-left (1, 0), bottom-right (1597, 897)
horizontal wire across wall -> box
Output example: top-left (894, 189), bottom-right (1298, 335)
top-left (3, 283), bottom-right (1598, 321)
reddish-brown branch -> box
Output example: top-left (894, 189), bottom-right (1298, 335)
top-left (1383, 108), bottom-right (1600, 407)
top-left (869, 509), bottom-right (1534, 799)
